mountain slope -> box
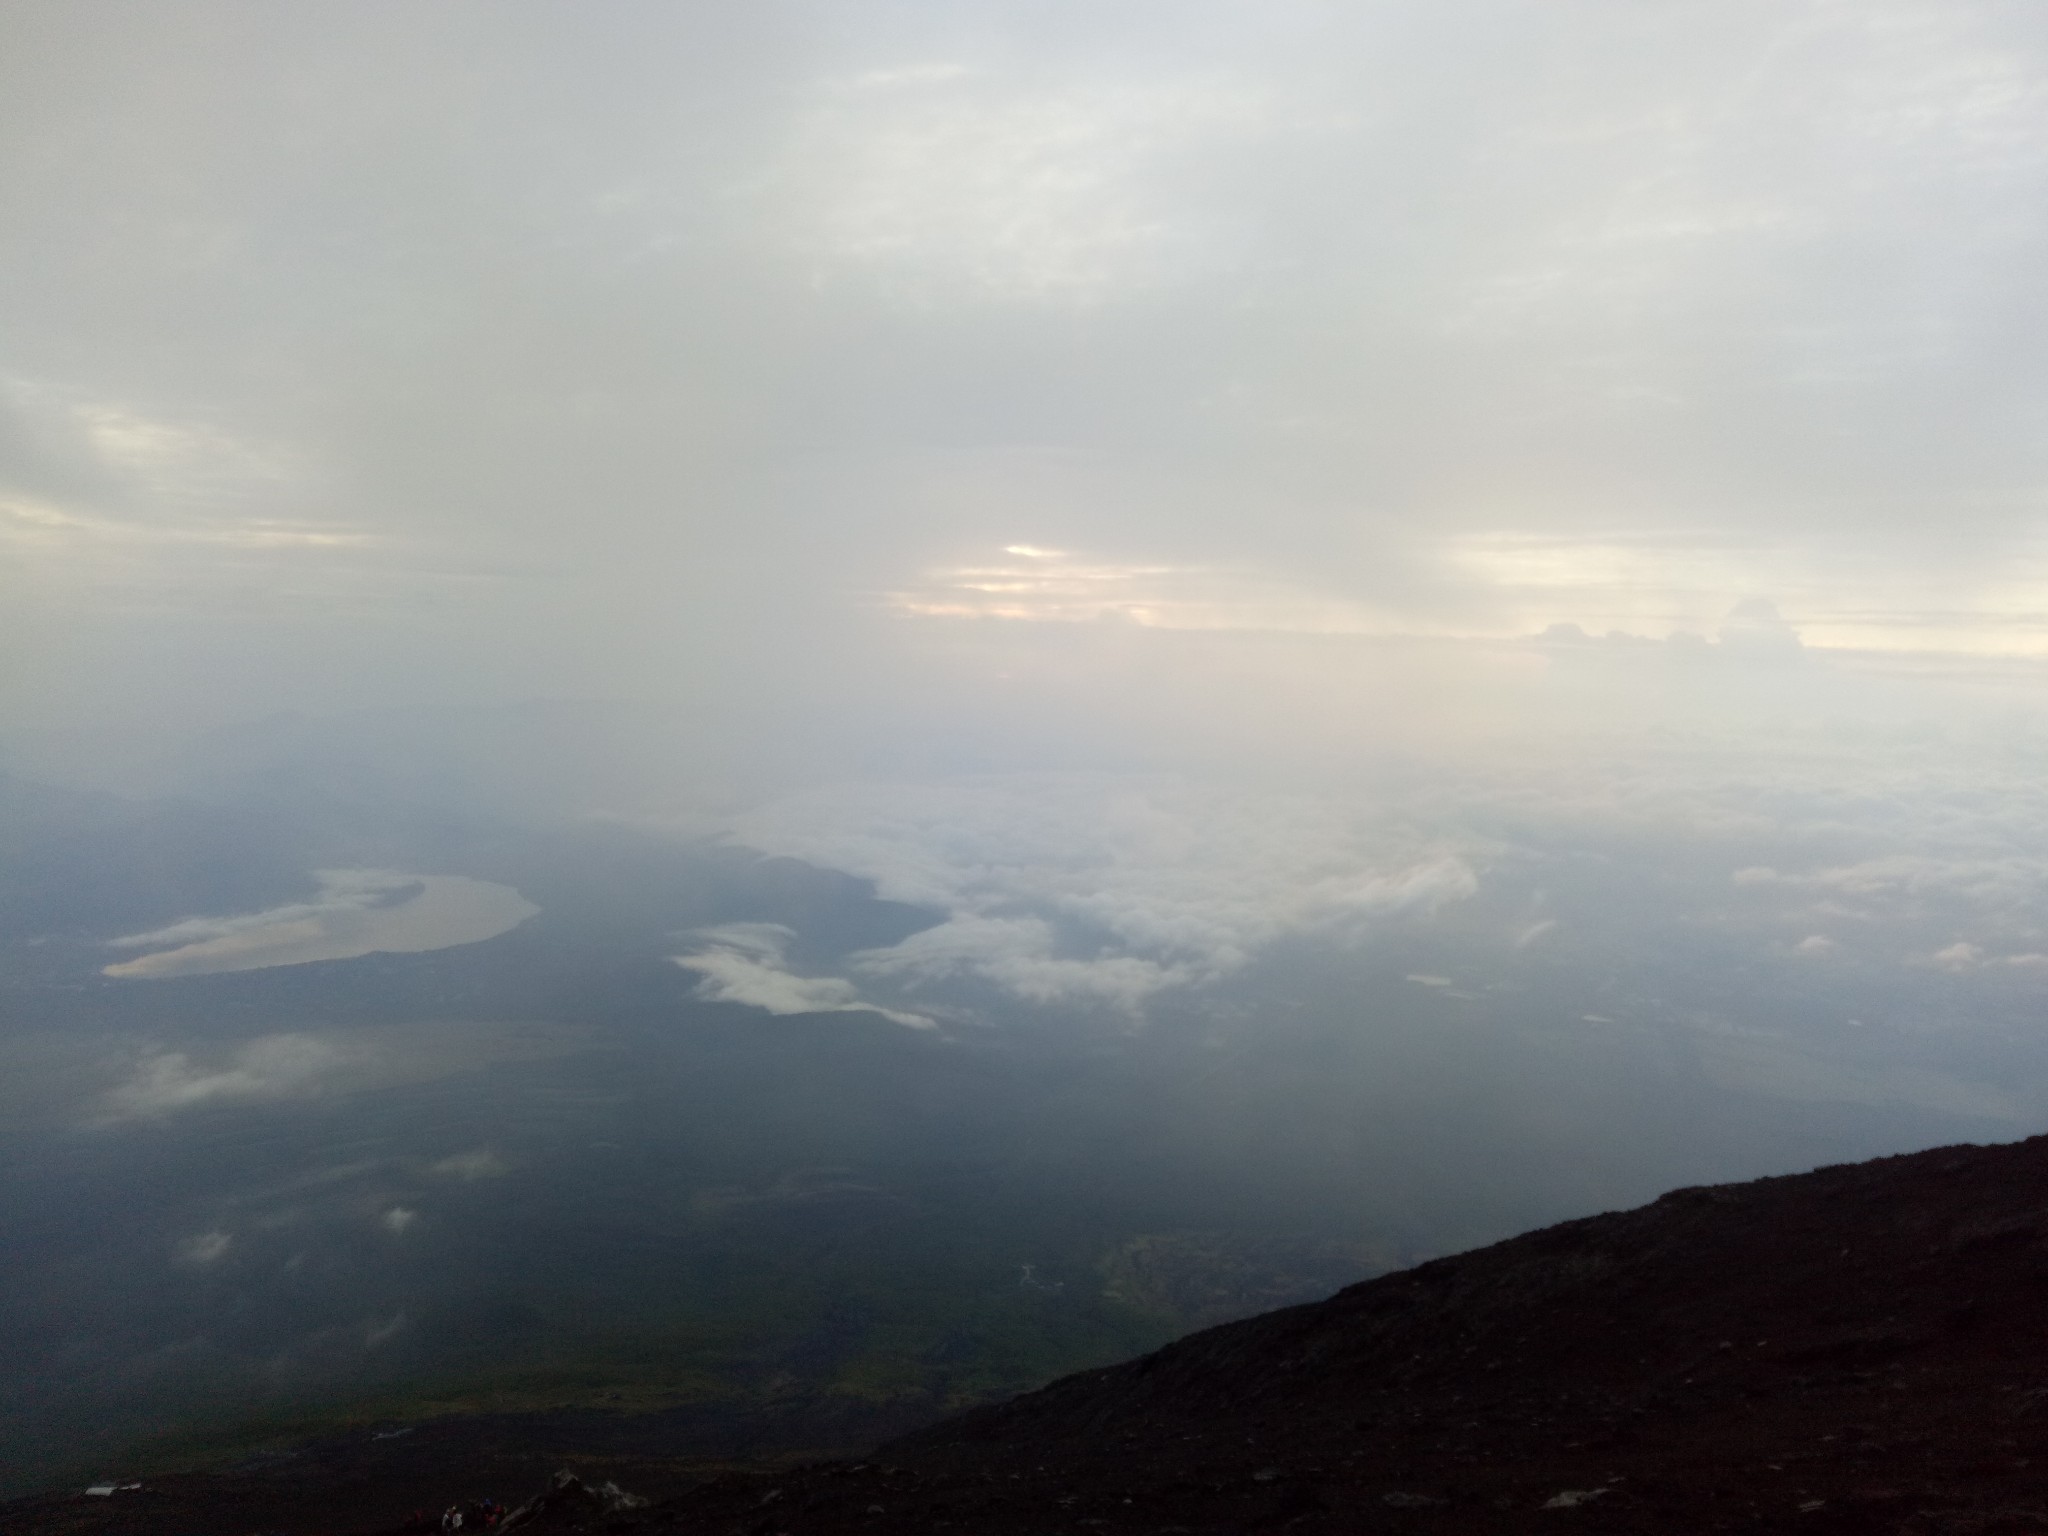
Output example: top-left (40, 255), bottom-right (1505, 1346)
top-left (12, 1133), bottom-right (2048, 1533)
top-left (657, 1132), bottom-right (2048, 1533)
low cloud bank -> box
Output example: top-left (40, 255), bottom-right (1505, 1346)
top-left (695, 740), bottom-right (2048, 1042)
top-left (727, 777), bottom-right (1481, 1015)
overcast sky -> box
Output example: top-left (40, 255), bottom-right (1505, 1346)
top-left (5, 0), bottom-right (2048, 785)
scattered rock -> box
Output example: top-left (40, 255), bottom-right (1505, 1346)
top-left (1541, 1487), bottom-right (1610, 1509)
top-left (500, 1470), bottom-right (647, 1531)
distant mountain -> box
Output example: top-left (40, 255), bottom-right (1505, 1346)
top-left (14, 1132), bottom-right (2048, 1533)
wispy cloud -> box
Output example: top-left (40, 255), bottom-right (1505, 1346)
top-left (99, 1035), bottom-right (359, 1122)
top-left (886, 544), bottom-right (1399, 634)
top-left (730, 776), bottom-right (1479, 1015)
top-left (785, 68), bottom-right (1290, 302)
top-left (173, 1230), bottom-right (233, 1267)
top-left (673, 923), bottom-right (934, 1028)
top-left (431, 1149), bottom-right (509, 1181)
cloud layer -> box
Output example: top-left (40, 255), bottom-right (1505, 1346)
top-left (700, 735), bottom-right (2048, 1053)
top-left (4, 1), bottom-right (2048, 764)
top-left (727, 777), bottom-right (1479, 1014)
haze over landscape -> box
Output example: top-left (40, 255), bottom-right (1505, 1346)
top-left (5, 0), bottom-right (2048, 1506)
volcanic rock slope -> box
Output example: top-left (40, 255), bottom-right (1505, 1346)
top-left (600, 1135), bottom-right (2048, 1535)
top-left (17, 1134), bottom-right (2048, 1534)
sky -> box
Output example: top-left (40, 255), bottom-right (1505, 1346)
top-left (6, 1), bottom-right (2048, 1029)
top-left (4, 0), bottom-right (2047, 763)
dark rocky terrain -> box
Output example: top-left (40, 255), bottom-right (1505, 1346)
top-left (15, 1133), bottom-right (2048, 1535)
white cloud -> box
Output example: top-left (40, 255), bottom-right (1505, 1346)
top-left (673, 924), bottom-right (933, 1028)
top-left (857, 913), bottom-right (1187, 1012)
top-left (102, 1035), bottom-right (353, 1121)
top-left (887, 545), bottom-right (1398, 634)
top-left (1718, 598), bottom-right (1805, 661)
top-left (174, 1230), bottom-right (232, 1266)
top-left (0, 382), bottom-right (389, 632)
top-left (785, 69), bottom-right (1287, 302)
top-left (889, 534), bottom-right (2048, 664)
top-left (380, 1207), bottom-right (418, 1236)
top-left (728, 776), bottom-right (1479, 1015)
top-left (104, 870), bottom-right (422, 954)
top-left (699, 742), bottom-right (2048, 1034)
top-left (431, 1149), bottom-right (508, 1181)
top-left (76, 1022), bottom-right (596, 1131)
top-left (678, 922), bottom-right (790, 962)
top-left (1730, 852), bottom-right (2048, 965)
top-left (1921, 941), bottom-right (2048, 974)
top-left (10, 0), bottom-right (2048, 764)
top-left (1736, 856), bottom-right (2048, 905)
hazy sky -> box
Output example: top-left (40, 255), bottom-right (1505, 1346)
top-left (6, 0), bottom-right (2048, 782)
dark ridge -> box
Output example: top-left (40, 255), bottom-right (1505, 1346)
top-left (14, 1134), bottom-right (2048, 1534)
